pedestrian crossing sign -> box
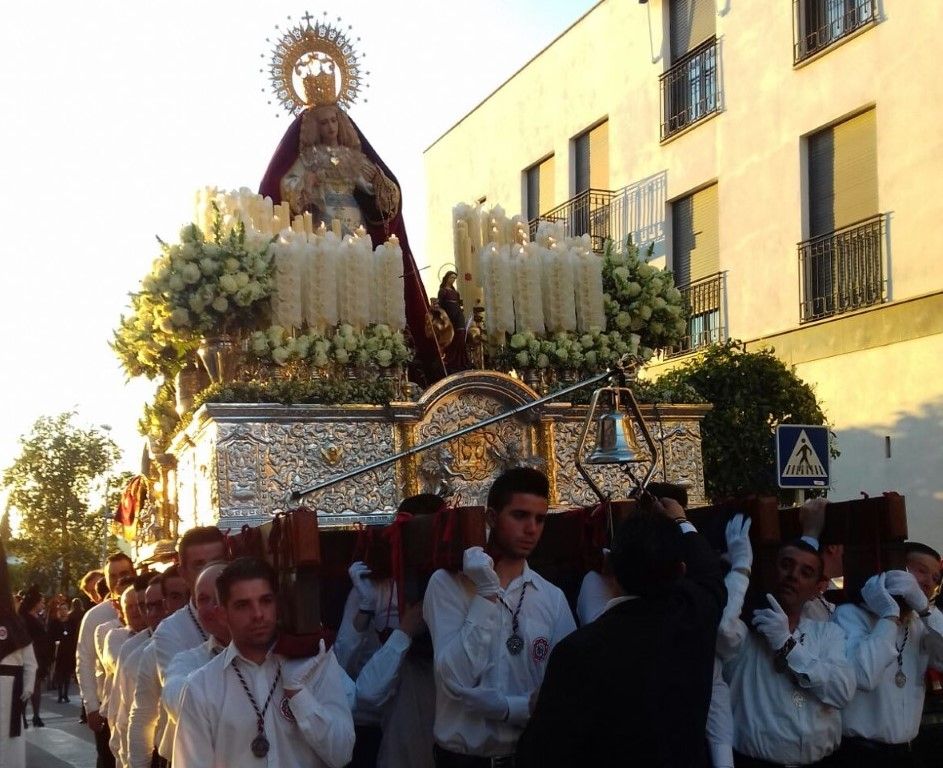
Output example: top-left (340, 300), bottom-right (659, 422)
top-left (775, 425), bottom-right (830, 489)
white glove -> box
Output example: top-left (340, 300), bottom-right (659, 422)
top-left (20, 691), bottom-right (30, 703)
top-left (861, 573), bottom-right (900, 619)
top-left (283, 639), bottom-right (330, 692)
top-left (463, 546), bottom-right (500, 598)
top-left (460, 686), bottom-right (509, 721)
top-left (885, 569), bottom-right (929, 613)
top-left (348, 561), bottom-right (377, 611)
top-left (724, 514), bottom-right (753, 571)
top-left (751, 594), bottom-right (792, 650)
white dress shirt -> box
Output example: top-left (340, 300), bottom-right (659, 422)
top-left (108, 629), bottom-right (151, 766)
top-left (76, 600), bottom-right (117, 713)
top-left (0, 642), bottom-right (37, 768)
top-left (833, 603), bottom-right (943, 744)
top-left (159, 635), bottom-right (224, 760)
top-left (576, 571), bottom-right (618, 626)
top-left (127, 640), bottom-right (164, 768)
top-left (718, 610), bottom-right (855, 765)
top-left (423, 564), bottom-right (576, 758)
top-left (101, 624), bottom-right (130, 721)
top-left (356, 629), bottom-right (435, 768)
top-left (173, 642), bottom-right (355, 768)
top-left (153, 602), bottom-right (207, 685)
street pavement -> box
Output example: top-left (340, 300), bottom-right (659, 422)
top-left (23, 688), bottom-right (96, 768)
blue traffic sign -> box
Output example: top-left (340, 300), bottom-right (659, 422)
top-left (775, 425), bottom-right (830, 489)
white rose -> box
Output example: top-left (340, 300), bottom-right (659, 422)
top-left (224, 258), bottom-right (240, 273)
top-left (211, 297), bottom-right (228, 312)
top-left (170, 308), bottom-right (190, 327)
top-left (182, 263), bottom-right (201, 285)
top-left (168, 275), bottom-right (184, 292)
top-left (199, 258), bottom-right (218, 276)
top-left (334, 348), bottom-right (350, 365)
top-left (375, 349), bottom-right (393, 367)
top-left (272, 346), bottom-right (290, 365)
top-left (219, 274), bottom-right (238, 294)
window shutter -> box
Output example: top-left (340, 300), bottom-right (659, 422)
top-left (589, 121), bottom-right (609, 190)
top-left (575, 133), bottom-right (590, 195)
top-left (808, 108), bottom-right (877, 236)
top-left (526, 165), bottom-right (540, 221)
top-left (538, 155), bottom-right (555, 216)
top-left (670, 0), bottom-right (715, 61)
top-left (672, 183), bottom-right (719, 285)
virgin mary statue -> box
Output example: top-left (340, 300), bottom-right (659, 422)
top-left (259, 98), bottom-right (446, 384)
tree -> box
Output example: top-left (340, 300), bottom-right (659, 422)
top-left (3, 412), bottom-right (121, 593)
top-left (654, 340), bottom-right (836, 502)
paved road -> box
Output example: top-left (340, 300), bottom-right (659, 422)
top-left (24, 689), bottom-right (96, 768)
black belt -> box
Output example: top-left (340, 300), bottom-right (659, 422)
top-left (733, 750), bottom-right (832, 767)
top-left (434, 744), bottom-right (516, 768)
top-left (0, 663), bottom-right (24, 738)
top-left (841, 736), bottom-right (913, 754)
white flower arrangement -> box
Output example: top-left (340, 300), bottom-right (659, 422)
top-left (146, 213), bottom-right (275, 337)
top-left (601, 239), bottom-right (687, 357)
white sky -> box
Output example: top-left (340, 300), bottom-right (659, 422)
top-left (0, 0), bottom-right (598, 477)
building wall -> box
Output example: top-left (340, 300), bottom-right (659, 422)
top-left (423, 0), bottom-right (943, 543)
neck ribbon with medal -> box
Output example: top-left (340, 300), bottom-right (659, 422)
top-left (895, 624), bottom-right (910, 688)
top-left (232, 658), bottom-right (282, 758)
top-left (498, 581), bottom-right (529, 655)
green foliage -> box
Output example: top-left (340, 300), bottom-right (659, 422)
top-left (3, 412), bottom-right (121, 593)
top-left (191, 378), bottom-right (396, 410)
top-left (138, 380), bottom-right (181, 455)
top-left (654, 340), bottom-right (836, 502)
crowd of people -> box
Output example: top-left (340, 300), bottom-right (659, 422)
top-left (2, 466), bottom-right (942, 768)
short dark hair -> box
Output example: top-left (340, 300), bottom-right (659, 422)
top-left (610, 510), bottom-right (685, 596)
top-left (132, 574), bottom-right (152, 593)
top-left (905, 541), bottom-right (942, 562)
top-left (179, 526), bottom-right (226, 565)
top-left (487, 467), bottom-right (549, 512)
top-left (96, 578), bottom-right (110, 599)
top-left (645, 482), bottom-right (688, 510)
top-left (778, 539), bottom-right (824, 578)
top-left (157, 564), bottom-right (182, 591)
top-left (107, 552), bottom-right (134, 569)
top-left (116, 575), bottom-right (136, 593)
top-left (80, 570), bottom-right (103, 590)
top-left (147, 574), bottom-right (163, 587)
top-left (397, 493), bottom-right (445, 517)
top-left (216, 557), bottom-right (277, 607)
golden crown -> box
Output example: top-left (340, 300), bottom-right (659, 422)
top-left (263, 11), bottom-right (367, 116)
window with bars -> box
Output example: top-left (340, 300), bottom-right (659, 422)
top-left (794, 0), bottom-right (877, 63)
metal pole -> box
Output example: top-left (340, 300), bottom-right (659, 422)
top-left (289, 368), bottom-right (613, 502)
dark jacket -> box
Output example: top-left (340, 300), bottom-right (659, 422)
top-left (516, 530), bottom-right (725, 768)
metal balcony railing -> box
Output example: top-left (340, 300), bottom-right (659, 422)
top-left (798, 213), bottom-right (885, 323)
top-left (528, 189), bottom-right (616, 251)
top-left (793, 0), bottom-right (877, 64)
top-left (660, 37), bottom-right (721, 141)
top-left (527, 172), bottom-right (668, 254)
top-left (667, 272), bottom-right (727, 357)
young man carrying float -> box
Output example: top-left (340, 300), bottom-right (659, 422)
top-left (173, 557), bottom-right (355, 768)
top-left (423, 467), bottom-right (576, 767)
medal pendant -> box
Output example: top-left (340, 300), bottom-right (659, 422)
top-left (506, 634), bottom-right (524, 655)
top-left (792, 690), bottom-right (806, 709)
top-left (251, 735), bottom-right (270, 758)
top-left (895, 670), bottom-right (907, 688)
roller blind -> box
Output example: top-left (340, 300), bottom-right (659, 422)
top-left (538, 155), bottom-right (555, 216)
top-left (808, 108), bottom-right (877, 237)
top-left (670, 0), bottom-right (715, 61)
top-left (574, 120), bottom-right (609, 194)
top-left (672, 183), bottom-right (719, 285)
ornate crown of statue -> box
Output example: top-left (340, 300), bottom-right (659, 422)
top-left (263, 11), bottom-right (368, 116)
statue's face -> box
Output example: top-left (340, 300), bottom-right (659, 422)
top-left (315, 106), bottom-right (339, 145)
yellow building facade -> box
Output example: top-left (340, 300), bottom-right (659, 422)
top-left (424, 0), bottom-right (943, 550)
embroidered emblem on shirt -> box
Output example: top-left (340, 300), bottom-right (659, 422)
top-left (532, 637), bottom-right (550, 663)
top-left (0, 626), bottom-right (7, 641)
top-left (280, 695), bottom-right (297, 723)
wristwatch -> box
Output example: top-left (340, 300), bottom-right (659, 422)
top-left (773, 636), bottom-right (797, 673)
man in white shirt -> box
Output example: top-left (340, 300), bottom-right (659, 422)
top-left (337, 493), bottom-right (442, 768)
top-left (108, 575), bottom-right (155, 767)
top-left (151, 526), bottom-right (226, 762)
top-left (126, 574), bottom-right (168, 768)
top-left (718, 539), bottom-right (856, 766)
top-left (160, 561), bottom-right (231, 760)
top-left (831, 544), bottom-right (943, 767)
top-left (423, 467), bottom-right (576, 766)
top-left (76, 551), bottom-right (134, 768)
top-left (174, 557), bottom-right (355, 768)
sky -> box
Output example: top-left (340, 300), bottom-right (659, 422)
top-left (0, 0), bottom-right (599, 479)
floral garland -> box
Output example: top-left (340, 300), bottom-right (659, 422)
top-left (248, 323), bottom-right (412, 370)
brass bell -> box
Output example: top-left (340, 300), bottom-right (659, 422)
top-left (586, 391), bottom-right (641, 465)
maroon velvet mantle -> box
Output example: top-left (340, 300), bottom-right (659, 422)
top-left (259, 112), bottom-right (446, 384)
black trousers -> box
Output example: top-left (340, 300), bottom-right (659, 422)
top-left (95, 721), bottom-right (116, 768)
top-left (832, 737), bottom-right (916, 768)
top-left (349, 724), bottom-right (382, 768)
